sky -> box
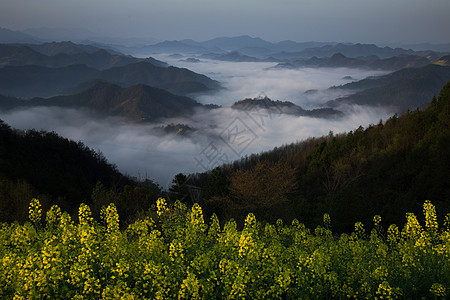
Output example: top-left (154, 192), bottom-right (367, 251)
top-left (1, 0), bottom-right (450, 44)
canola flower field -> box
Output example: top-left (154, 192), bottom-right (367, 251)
top-left (0, 198), bottom-right (449, 299)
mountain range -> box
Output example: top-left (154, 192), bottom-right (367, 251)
top-left (0, 59), bottom-right (220, 98)
top-left (127, 36), bottom-right (448, 63)
top-left (1, 39), bottom-right (449, 120)
top-left (200, 51), bottom-right (265, 62)
top-left (0, 27), bottom-right (40, 44)
top-left (127, 36), bottom-right (450, 74)
top-left (273, 43), bottom-right (442, 60)
top-left (0, 44), bottom-right (166, 69)
top-left (0, 64), bottom-right (99, 98)
top-left (0, 82), bottom-right (346, 122)
top-left (327, 64), bottom-right (450, 112)
top-left (23, 41), bottom-right (116, 55)
top-left (0, 82), bottom-right (205, 122)
top-left (275, 53), bottom-right (432, 71)
top-left (0, 81), bottom-right (350, 124)
top-left (94, 62), bottom-right (220, 95)
top-left (2, 28), bottom-right (450, 59)
top-left (130, 35), bottom-right (326, 56)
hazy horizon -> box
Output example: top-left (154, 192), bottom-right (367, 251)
top-left (1, 0), bottom-right (450, 45)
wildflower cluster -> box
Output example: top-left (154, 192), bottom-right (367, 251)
top-left (28, 198), bottom-right (42, 225)
top-left (0, 199), bottom-right (449, 299)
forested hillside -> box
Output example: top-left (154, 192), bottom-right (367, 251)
top-left (0, 121), bottom-right (160, 223)
top-left (2, 82), bottom-right (449, 232)
top-left (199, 81), bottom-right (450, 231)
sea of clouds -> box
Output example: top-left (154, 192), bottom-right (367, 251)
top-left (0, 57), bottom-right (392, 187)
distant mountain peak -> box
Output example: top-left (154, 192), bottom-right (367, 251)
top-left (331, 52), bottom-right (346, 58)
top-left (0, 27), bottom-right (40, 44)
top-left (232, 96), bottom-right (343, 118)
top-left (0, 82), bottom-right (205, 122)
top-left (327, 64), bottom-right (450, 113)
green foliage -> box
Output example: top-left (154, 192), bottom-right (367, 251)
top-left (202, 81), bottom-right (450, 232)
top-left (204, 167), bottom-right (230, 199)
top-left (168, 173), bottom-right (192, 204)
top-left (0, 198), bottom-right (449, 299)
top-left (0, 121), bottom-right (161, 224)
top-left (91, 182), bottom-right (160, 226)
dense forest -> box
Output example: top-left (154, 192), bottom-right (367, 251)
top-left (193, 81), bottom-right (450, 232)
top-left (0, 123), bottom-right (161, 224)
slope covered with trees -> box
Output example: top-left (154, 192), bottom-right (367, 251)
top-left (0, 120), bottom-right (161, 223)
top-left (199, 81), bottom-right (450, 232)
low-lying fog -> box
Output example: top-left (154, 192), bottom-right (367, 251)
top-left (153, 55), bottom-right (387, 108)
top-left (0, 57), bottom-right (392, 188)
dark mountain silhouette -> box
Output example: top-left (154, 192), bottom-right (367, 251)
top-left (3, 28), bottom-right (445, 62)
top-left (232, 96), bottom-right (343, 118)
top-left (271, 43), bottom-right (444, 60)
top-left (180, 58), bottom-right (201, 63)
top-left (0, 64), bottom-right (98, 98)
top-left (152, 123), bottom-right (197, 137)
top-left (128, 36), bottom-right (331, 57)
top-left (327, 64), bottom-right (450, 112)
top-left (201, 51), bottom-right (262, 62)
top-left (0, 94), bottom-right (20, 109)
top-left (0, 82), bottom-right (204, 121)
top-left (141, 40), bottom-right (211, 54)
top-left (0, 60), bottom-right (220, 98)
top-left (95, 62), bottom-right (221, 95)
top-left (199, 35), bottom-right (273, 50)
top-left (0, 44), bottom-right (48, 67)
top-left (0, 27), bottom-right (40, 44)
top-left (403, 43), bottom-right (450, 52)
top-left (21, 27), bottom-right (96, 41)
top-left (131, 36), bottom-right (334, 58)
top-left (0, 44), bottom-right (168, 69)
top-left (26, 41), bottom-right (108, 55)
top-left (234, 41), bottom-right (334, 59)
top-left (146, 36), bottom-right (273, 54)
top-left (276, 53), bottom-right (430, 70)
top-left (0, 118), bottom-right (131, 223)
top-left (232, 47), bottom-right (275, 58)
top-left (136, 36), bottom-right (332, 57)
top-left (130, 37), bottom-right (449, 65)
top-left (234, 41), bottom-right (334, 58)
top-left (271, 40), bottom-right (331, 52)
top-left (0, 118), bottom-right (163, 225)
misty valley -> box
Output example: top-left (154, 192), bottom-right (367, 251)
top-left (0, 31), bottom-right (450, 298)
top-left (2, 39), bottom-right (449, 186)
top-left (1, 34), bottom-right (449, 215)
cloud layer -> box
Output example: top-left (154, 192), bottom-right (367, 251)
top-left (0, 60), bottom-right (393, 187)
